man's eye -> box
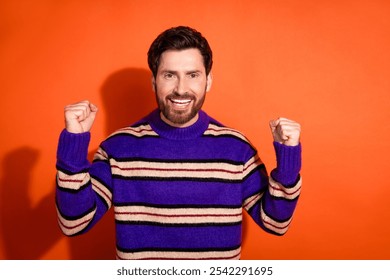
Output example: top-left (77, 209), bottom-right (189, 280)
top-left (164, 73), bottom-right (174, 79)
top-left (189, 73), bottom-right (198, 78)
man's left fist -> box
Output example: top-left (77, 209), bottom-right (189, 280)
top-left (269, 118), bottom-right (301, 146)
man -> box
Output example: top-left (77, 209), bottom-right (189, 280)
top-left (56, 26), bottom-right (302, 260)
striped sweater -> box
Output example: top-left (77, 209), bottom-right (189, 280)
top-left (56, 109), bottom-right (302, 260)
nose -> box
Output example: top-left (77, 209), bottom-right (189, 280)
top-left (175, 77), bottom-right (187, 95)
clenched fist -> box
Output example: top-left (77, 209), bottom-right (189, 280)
top-left (64, 100), bottom-right (98, 133)
top-left (269, 117), bottom-right (301, 146)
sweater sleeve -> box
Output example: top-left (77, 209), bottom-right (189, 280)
top-left (55, 129), bottom-right (113, 236)
top-left (243, 142), bottom-right (302, 235)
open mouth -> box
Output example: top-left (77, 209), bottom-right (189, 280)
top-left (169, 98), bottom-right (193, 109)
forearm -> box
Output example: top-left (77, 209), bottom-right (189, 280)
top-left (244, 142), bottom-right (302, 235)
top-left (55, 130), bottom-right (111, 235)
top-left (262, 142), bottom-right (302, 234)
top-left (270, 141), bottom-right (301, 186)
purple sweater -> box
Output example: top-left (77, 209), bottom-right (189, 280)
top-left (56, 109), bottom-right (302, 260)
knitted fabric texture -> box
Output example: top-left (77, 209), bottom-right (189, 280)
top-left (56, 109), bottom-right (302, 260)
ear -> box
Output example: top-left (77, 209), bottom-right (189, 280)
top-left (151, 75), bottom-right (156, 92)
top-left (206, 72), bottom-right (213, 92)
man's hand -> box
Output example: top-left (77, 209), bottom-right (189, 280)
top-left (269, 118), bottom-right (301, 146)
top-left (64, 100), bottom-right (98, 133)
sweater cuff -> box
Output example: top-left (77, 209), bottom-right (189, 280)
top-left (57, 129), bottom-right (91, 165)
top-left (270, 141), bottom-right (302, 186)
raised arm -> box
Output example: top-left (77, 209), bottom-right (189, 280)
top-left (56, 101), bottom-right (112, 236)
top-left (244, 117), bottom-right (302, 235)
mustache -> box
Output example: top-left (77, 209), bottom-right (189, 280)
top-left (166, 92), bottom-right (195, 100)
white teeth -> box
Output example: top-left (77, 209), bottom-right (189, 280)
top-left (171, 99), bottom-right (191, 104)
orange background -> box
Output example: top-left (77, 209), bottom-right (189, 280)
top-left (1, 0), bottom-right (389, 260)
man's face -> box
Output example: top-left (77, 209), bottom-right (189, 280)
top-left (152, 48), bottom-right (212, 127)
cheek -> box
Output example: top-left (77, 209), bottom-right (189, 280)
top-left (155, 84), bottom-right (171, 98)
top-left (190, 81), bottom-right (208, 94)
top-left (156, 79), bottom-right (175, 92)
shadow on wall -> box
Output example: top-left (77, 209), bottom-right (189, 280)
top-left (0, 147), bottom-right (61, 259)
top-left (0, 68), bottom-right (155, 259)
top-left (101, 68), bottom-right (156, 135)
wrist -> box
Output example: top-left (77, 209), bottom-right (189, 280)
top-left (271, 141), bottom-right (302, 186)
top-left (57, 129), bottom-right (91, 166)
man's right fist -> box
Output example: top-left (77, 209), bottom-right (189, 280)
top-left (64, 100), bottom-right (98, 133)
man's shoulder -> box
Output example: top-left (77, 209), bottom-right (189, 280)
top-left (204, 115), bottom-right (252, 146)
top-left (103, 111), bottom-right (158, 143)
top-left (107, 122), bottom-right (158, 140)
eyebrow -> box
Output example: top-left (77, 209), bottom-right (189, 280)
top-left (160, 70), bottom-right (203, 75)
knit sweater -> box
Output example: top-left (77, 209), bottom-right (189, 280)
top-left (56, 109), bottom-right (302, 260)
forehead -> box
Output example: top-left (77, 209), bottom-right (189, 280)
top-left (158, 48), bottom-right (205, 72)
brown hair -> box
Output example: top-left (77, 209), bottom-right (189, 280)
top-left (147, 26), bottom-right (213, 77)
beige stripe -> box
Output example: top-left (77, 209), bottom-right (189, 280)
top-left (243, 192), bottom-right (263, 211)
top-left (269, 176), bottom-right (302, 200)
top-left (109, 124), bottom-right (158, 138)
top-left (92, 178), bottom-right (112, 209)
top-left (260, 204), bottom-right (291, 235)
top-left (243, 155), bottom-right (263, 177)
top-left (56, 206), bottom-right (96, 236)
top-left (116, 246), bottom-right (241, 260)
top-left (93, 147), bottom-right (109, 161)
top-left (57, 171), bottom-right (90, 190)
top-left (204, 124), bottom-right (249, 143)
top-left (111, 159), bottom-right (243, 181)
top-left (115, 205), bottom-right (242, 225)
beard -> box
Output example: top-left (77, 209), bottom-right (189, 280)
top-left (156, 91), bottom-right (206, 126)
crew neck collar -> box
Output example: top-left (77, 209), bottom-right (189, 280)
top-left (147, 109), bottom-right (210, 140)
